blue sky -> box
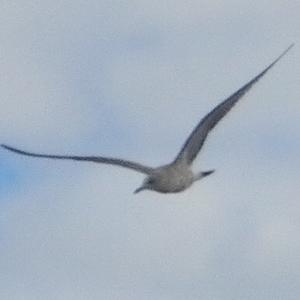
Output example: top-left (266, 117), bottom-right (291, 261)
top-left (0, 1), bottom-right (300, 299)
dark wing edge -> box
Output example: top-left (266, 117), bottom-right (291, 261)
top-left (1, 144), bottom-right (154, 175)
top-left (174, 44), bottom-right (294, 165)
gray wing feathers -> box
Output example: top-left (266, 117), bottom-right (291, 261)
top-left (1, 144), bottom-right (154, 175)
top-left (174, 44), bottom-right (294, 165)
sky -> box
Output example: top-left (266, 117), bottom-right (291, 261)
top-left (0, 1), bottom-right (299, 299)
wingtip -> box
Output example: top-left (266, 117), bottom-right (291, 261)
top-left (276, 43), bottom-right (295, 61)
top-left (1, 144), bottom-right (13, 151)
top-left (1, 144), bottom-right (20, 153)
top-left (286, 43), bottom-right (295, 52)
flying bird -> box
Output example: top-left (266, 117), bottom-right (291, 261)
top-left (2, 44), bottom-right (294, 194)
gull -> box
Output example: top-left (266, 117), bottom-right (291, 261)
top-left (2, 44), bottom-right (294, 194)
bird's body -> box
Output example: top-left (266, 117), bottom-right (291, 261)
top-left (1, 44), bottom-right (294, 194)
top-left (143, 163), bottom-right (195, 193)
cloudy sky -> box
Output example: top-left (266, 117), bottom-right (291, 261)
top-left (0, 1), bottom-right (299, 299)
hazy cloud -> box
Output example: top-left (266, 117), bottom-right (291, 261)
top-left (0, 1), bottom-right (299, 299)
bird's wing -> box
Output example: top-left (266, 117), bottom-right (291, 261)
top-left (174, 44), bottom-right (294, 166)
top-left (1, 144), bottom-right (154, 175)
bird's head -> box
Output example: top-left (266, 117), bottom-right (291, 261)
top-left (134, 177), bottom-right (156, 194)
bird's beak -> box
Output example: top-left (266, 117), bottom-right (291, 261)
top-left (134, 186), bottom-right (146, 194)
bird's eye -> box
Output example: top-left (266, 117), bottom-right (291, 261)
top-left (147, 178), bottom-right (154, 184)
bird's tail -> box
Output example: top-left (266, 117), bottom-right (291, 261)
top-left (194, 170), bottom-right (215, 181)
